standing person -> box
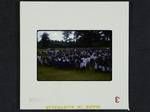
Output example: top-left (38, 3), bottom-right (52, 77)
top-left (37, 55), bottom-right (43, 65)
top-left (80, 57), bottom-right (87, 71)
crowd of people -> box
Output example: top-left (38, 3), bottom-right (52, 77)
top-left (37, 48), bottom-right (112, 73)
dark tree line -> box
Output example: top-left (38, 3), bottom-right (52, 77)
top-left (37, 30), bottom-right (112, 49)
top-left (74, 30), bottom-right (112, 47)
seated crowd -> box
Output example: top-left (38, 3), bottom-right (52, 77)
top-left (37, 48), bottom-right (112, 73)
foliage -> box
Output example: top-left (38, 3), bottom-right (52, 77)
top-left (37, 30), bottom-right (112, 48)
top-left (38, 32), bottom-right (51, 49)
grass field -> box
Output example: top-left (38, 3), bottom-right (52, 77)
top-left (37, 65), bottom-right (112, 81)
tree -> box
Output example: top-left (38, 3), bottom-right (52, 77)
top-left (74, 31), bottom-right (94, 47)
top-left (63, 31), bottom-right (73, 42)
top-left (74, 30), bottom-right (112, 47)
top-left (38, 32), bottom-right (50, 49)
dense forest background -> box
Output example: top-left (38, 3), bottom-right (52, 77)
top-left (37, 30), bottom-right (112, 48)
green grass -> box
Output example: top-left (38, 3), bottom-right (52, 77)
top-left (37, 65), bottom-right (112, 81)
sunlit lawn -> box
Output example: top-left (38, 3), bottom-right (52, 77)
top-left (37, 65), bottom-right (112, 81)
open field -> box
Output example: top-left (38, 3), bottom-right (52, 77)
top-left (37, 65), bottom-right (112, 81)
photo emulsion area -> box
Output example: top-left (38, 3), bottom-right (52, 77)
top-left (37, 30), bottom-right (112, 81)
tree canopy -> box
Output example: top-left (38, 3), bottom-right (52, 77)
top-left (37, 30), bottom-right (112, 49)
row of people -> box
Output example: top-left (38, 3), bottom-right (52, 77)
top-left (37, 48), bottom-right (112, 72)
